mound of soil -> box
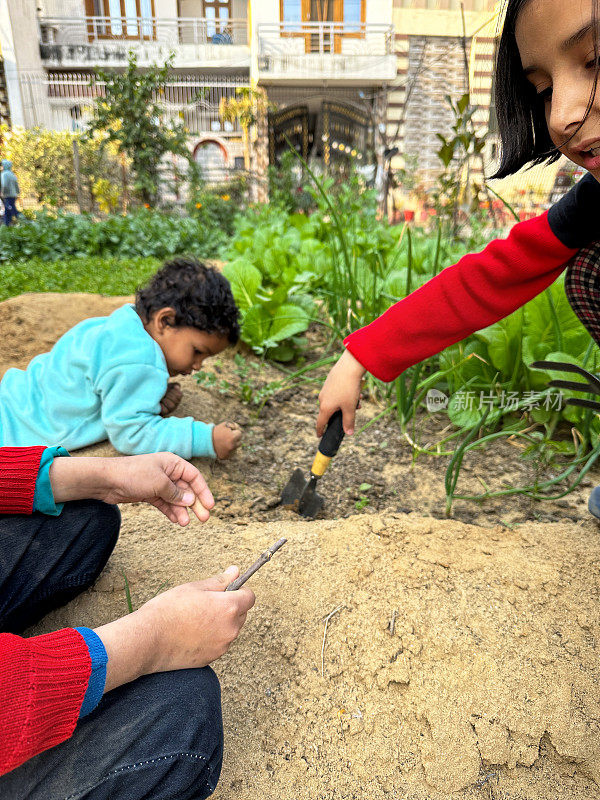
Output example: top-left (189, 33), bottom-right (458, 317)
top-left (36, 507), bottom-right (600, 799)
top-left (4, 292), bottom-right (600, 798)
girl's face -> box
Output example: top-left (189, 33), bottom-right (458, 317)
top-left (517, 0), bottom-right (600, 180)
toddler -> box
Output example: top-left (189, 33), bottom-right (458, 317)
top-left (0, 257), bottom-right (242, 459)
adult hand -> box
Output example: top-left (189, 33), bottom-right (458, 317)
top-left (317, 349), bottom-right (366, 437)
top-left (50, 452), bottom-right (215, 525)
top-left (96, 565), bottom-right (256, 693)
top-left (212, 421), bottom-right (242, 459)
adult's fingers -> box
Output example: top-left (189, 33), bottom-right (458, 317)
top-left (231, 587), bottom-right (256, 613)
top-left (169, 460), bottom-right (215, 511)
top-left (151, 497), bottom-right (189, 526)
top-left (199, 565), bottom-right (240, 592)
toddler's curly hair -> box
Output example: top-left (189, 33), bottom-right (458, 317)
top-left (135, 256), bottom-right (240, 344)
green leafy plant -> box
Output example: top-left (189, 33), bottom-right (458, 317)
top-left (355, 482), bottom-right (373, 511)
top-left (195, 354), bottom-right (285, 406)
top-left (219, 87), bottom-right (271, 172)
top-left (0, 255), bottom-right (160, 301)
top-left (0, 209), bottom-right (228, 265)
top-left (433, 93), bottom-right (494, 237)
top-left (92, 178), bottom-right (121, 214)
top-left (186, 173), bottom-right (247, 237)
top-left (222, 254), bottom-right (313, 361)
top-left (1, 125), bottom-right (123, 211)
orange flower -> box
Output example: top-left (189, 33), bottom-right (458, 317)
top-left (221, 194), bottom-right (230, 201)
top-left (144, 203), bottom-right (150, 208)
top-left (196, 202), bottom-right (202, 209)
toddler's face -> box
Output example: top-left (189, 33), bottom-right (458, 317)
top-left (517, 0), bottom-right (600, 181)
top-left (153, 324), bottom-right (230, 377)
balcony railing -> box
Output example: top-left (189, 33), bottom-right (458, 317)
top-left (257, 22), bottom-right (395, 80)
top-left (39, 16), bottom-right (249, 47)
top-left (30, 71), bottom-right (249, 135)
top-left (258, 22), bottom-right (393, 56)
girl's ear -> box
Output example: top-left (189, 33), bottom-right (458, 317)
top-left (155, 307), bottom-right (177, 333)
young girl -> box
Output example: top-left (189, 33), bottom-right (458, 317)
top-left (0, 257), bottom-right (242, 460)
top-left (317, 0), bottom-right (600, 513)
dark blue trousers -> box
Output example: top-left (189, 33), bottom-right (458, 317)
top-left (3, 197), bottom-right (19, 225)
top-left (0, 501), bottom-right (223, 799)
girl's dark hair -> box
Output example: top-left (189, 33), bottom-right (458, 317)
top-left (493, 0), bottom-right (599, 178)
top-left (135, 256), bottom-right (240, 344)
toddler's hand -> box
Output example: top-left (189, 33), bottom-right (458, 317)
top-left (160, 382), bottom-right (183, 417)
top-left (212, 421), bottom-right (242, 459)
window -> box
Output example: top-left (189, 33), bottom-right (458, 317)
top-left (85, 0), bottom-right (155, 39)
top-left (109, 0), bottom-right (123, 35)
top-left (203, 0), bottom-right (232, 38)
top-left (280, 0), bottom-right (364, 23)
top-left (343, 0), bottom-right (362, 32)
top-left (281, 0), bottom-right (302, 21)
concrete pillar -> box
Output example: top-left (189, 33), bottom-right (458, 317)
top-left (0, 0), bottom-right (52, 127)
top-left (251, 88), bottom-right (269, 203)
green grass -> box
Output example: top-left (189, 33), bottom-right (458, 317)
top-left (0, 256), bottom-right (161, 302)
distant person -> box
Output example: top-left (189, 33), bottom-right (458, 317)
top-left (0, 257), bottom-right (243, 460)
top-left (1, 159), bottom-right (20, 225)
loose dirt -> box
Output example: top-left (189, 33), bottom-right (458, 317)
top-left (4, 292), bottom-right (600, 799)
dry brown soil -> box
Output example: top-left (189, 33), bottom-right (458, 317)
top-left (4, 292), bottom-right (600, 799)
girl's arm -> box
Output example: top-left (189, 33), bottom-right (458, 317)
top-left (344, 211), bottom-right (574, 382)
top-left (317, 174), bottom-right (600, 435)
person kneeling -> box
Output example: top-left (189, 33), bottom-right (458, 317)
top-left (0, 446), bottom-right (255, 800)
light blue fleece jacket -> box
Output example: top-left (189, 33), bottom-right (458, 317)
top-left (0, 304), bottom-right (216, 458)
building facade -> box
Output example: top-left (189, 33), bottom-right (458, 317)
top-left (389, 0), bottom-right (498, 191)
top-left (0, 0), bottom-right (396, 185)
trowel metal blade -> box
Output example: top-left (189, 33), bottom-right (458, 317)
top-left (280, 468), bottom-right (324, 518)
top-left (298, 481), bottom-right (324, 518)
top-left (280, 468), bottom-right (308, 509)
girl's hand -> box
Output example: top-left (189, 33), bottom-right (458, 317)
top-left (212, 421), bottom-right (242, 459)
top-left (317, 350), bottom-right (366, 437)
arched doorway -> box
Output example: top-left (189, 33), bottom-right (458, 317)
top-left (193, 139), bottom-right (229, 182)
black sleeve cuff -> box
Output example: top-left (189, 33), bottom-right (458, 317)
top-left (547, 172), bottom-right (600, 248)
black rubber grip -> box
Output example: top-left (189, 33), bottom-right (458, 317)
top-left (318, 410), bottom-right (345, 458)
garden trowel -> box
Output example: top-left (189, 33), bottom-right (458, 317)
top-left (280, 410), bottom-right (346, 518)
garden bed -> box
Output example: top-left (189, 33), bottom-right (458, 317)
top-left (4, 293), bottom-right (600, 798)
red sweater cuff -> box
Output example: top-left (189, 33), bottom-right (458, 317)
top-left (0, 446), bottom-right (46, 514)
top-left (0, 629), bottom-right (91, 776)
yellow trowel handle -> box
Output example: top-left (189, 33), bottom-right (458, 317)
top-left (311, 410), bottom-right (345, 477)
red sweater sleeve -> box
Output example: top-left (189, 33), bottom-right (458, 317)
top-left (0, 629), bottom-right (91, 776)
top-left (344, 213), bottom-right (577, 382)
top-left (0, 446), bottom-right (46, 514)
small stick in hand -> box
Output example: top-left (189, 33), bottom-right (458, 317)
top-left (226, 538), bottom-right (287, 591)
